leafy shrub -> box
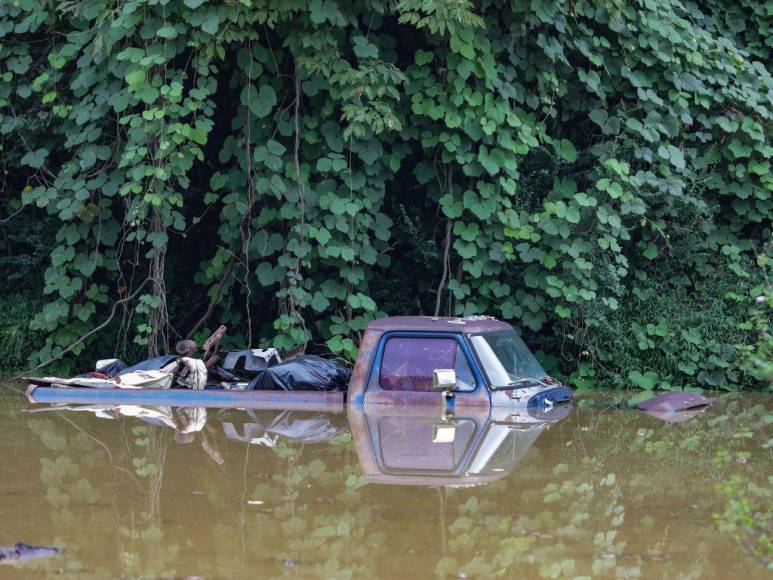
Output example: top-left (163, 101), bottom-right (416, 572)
top-left (562, 270), bottom-right (759, 391)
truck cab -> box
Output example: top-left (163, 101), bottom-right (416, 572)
top-left (27, 315), bottom-right (573, 411)
top-left (348, 316), bottom-right (573, 411)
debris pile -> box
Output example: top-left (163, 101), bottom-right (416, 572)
top-left (30, 326), bottom-right (350, 392)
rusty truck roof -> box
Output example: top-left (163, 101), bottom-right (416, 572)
top-left (366, 316), bottom-right (512, 333)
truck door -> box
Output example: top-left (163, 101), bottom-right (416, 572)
top-left (362, 333), bottom-right (490, 409)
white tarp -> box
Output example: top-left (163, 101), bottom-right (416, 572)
top-left (116, 370), bottom-right (175, 389)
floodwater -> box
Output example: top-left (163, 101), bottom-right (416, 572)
top-left (0, 387), bottom-right (770, 579)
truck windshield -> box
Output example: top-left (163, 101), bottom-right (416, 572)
top-left (470, 331), bottom-right (547, 389)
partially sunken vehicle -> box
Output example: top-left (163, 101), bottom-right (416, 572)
top-left (27, 316), bottom-right (573, 410)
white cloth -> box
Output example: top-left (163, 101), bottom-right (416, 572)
top-left (44, 357), bottom-right (205, 391)
top-left (116, 370), bottom-right (174, 389)
top-left (175, 357), bottom-right (207, 390)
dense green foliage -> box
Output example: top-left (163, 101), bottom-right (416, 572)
top-left (0, 1), bottom-right (770, 388)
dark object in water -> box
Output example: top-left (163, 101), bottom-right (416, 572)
top-left (248, 356), bottom-right (350, 392)
top-left (0, 542), bottom-right (60, 565)
top-left (635, 392), bottom-right (714, 423)
top-left (635, 391), bottom-right (714, 412)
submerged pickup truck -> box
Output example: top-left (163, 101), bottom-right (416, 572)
top-left (27, 316), bottom-right (573, 411)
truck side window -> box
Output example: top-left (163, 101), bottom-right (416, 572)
top-left (379, 337), bottom-right (475, 392)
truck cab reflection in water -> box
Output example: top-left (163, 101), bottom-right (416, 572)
top-left (33, 402), bottom-right (569, 487)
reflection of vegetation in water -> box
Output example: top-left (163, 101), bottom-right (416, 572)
top-left (27, 416), bottom-right (115, 577)
top-left (25, 407), bottom-right (382, 578)
top-left (247, 432), bottom-right (384, 578)
top-left (15, 395), bottom-right (771, 578)
top-left (434, 396), bottom-right (771, 577)
top-left (434, 469), bottom-right (634, 578)
top-left (27, 415), bottom-right (180, 578)
top-left (118, 424), bottom-right (178, 579)
top-left (713, 450), bottom-right (772, 571)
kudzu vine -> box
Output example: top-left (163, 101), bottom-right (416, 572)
top-left (0, 0), bottom-right (770, 389)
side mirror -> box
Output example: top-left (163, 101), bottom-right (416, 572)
top-left (433, 369), bottom-right (457, 391)
top-left (433, 369), bottom-right (457, 420)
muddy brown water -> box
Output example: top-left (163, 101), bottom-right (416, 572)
top-left (0, 387), bottom-right (770, 578)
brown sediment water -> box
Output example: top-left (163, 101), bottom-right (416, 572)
top-left (0, 387), bottom-right (770, 578)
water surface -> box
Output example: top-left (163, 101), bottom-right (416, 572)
top-left (0, 388), bottom-right (770, 578)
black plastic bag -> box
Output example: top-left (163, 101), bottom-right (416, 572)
top-left (247, 356), bottom-right (350, 392)
top-left (119, 355), bottom-right (179, 375)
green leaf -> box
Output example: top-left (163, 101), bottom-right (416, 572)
top-left (329, 198), bottom-right (346, 215)
top-left (667, 145), bottom-right (685, 170)
top-left (566, 205), bottom-right (581, 224)
top-left (157, 25), bottom-right (178, 39)
top-left (589, 109), bottom-right (608, 126)
top-left (749, 160), bottom-right (770, 175)
top-left (314, 227), bottom-right (331, 245)
top-left (124, 69), bottom-right (145, 88)
top-left (478, 146), bottom-right (501, 175)
top-left (311, 291), bottom-right (330, 313)
top-left (643, 244), bottom-right (658, 259)
top-left (201, 14), bottom-right (219, 35)
top-left (352, 36), bottom-right (378, 59)
top-left (360, 294), bottom-right (377, 311)
top-left (626, 117), bottom-right (643, 133)
top-left (555, 139), bottom-right (577, 163)
top-left (21, 148), bottom-right (49, 169)
top-left (454, 239), bottom-right (477, 259)
top-left (309, 0), bottom-right (343, 25)
top-left (267, 140), bottom-right (286, 156)
top-left (629, 370), bottom-right (659, 390)
top-left (250, 84), bottom-right (276, 118)
top-left (454, 221), bottom-right (479, 242)
top-left (256, 262), bottom-right (276, 286)
top-left (184, 0), bottom-right (207, 7)
top-left (415, 50), bottom-right (433, 66)
top-left (727, 140), bottom-right (752, 158)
